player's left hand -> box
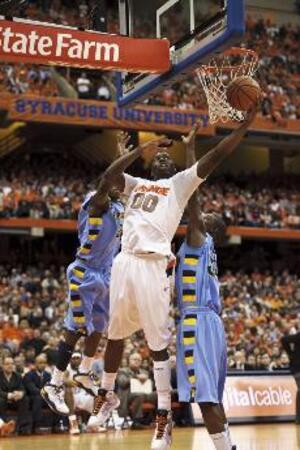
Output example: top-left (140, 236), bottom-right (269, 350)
top-left (117, 131), bottom-right (134, 156)
top-left (181, 120), bottom-right (202, 145)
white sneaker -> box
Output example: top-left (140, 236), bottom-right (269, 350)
top-left (41, 383), bottom-right (70, 416)
top-left (87, 389), bottom-right (120, 431)
top-left (73, 372), bottom-right (99, 397)
top-left (69, 417), bottom-right (80, 435)
top-left (151, 410), bottom-right (173, 450)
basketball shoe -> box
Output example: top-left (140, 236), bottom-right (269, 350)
top-left (0, 420), bottom-right (16, 436)
top-left (151, 410), bottom-right (173, 450)
top-left (41, 383), bottom-right (70, 415)
top-left (73, 372), bottom-right (99, 397)
top-left (87, 389), bottom-right (120, 431)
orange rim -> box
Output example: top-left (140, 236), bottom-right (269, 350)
top-left (196, 47), bottom-right (258, 74)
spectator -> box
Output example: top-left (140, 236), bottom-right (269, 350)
top-left (117, 352), bottom-right (156, 428)
top-left (23, 354), bottom-right (58, 434)
top-left (272, 352), bottom-right (290, 370)
top-left (229, 351), bottom-right (246, 371)
top-left (0, 153), bottom-right (299, 228)
top-left (76, 72), bottom-right (92, 99)
top-left (14, 355), bottom-right (26, 376)
top-left (282, 332), bottom-right (300, 424)
top-left (257, 353), bottom-right (272, 371)
top-left (244, 355), bottom-right (257, 371)
top-left (97, 82), bottom-right (111, 101)
top-left (0, 356), bottom-right (31, 435)
top-left (42, 337), bottom-right (59, 368)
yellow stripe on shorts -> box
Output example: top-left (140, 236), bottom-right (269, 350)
top-left (74, 316), bottom-right (86, 324)
top-left (183, 318), bottom-right (197, 326)
top-left (73, 269), bottom-right (85, 278)
top-left (183, 295), bottom-right (196, 302)
top-left (70, 283), bottom-right (80, 291)
top-left (89, 218), bottom-right (102, 226)
top-left (79, 247), bottom-right (91, 255)
top-left (88, 234), bottom-right (99, 241)
top-left (183, 337), bottom-right (196, 345)
top-left (189, 375), bottom-right (196, 384)
top-left (184, 258), bottom-right (198, 266)
top-left (182, 276), bottom-right (196, 284)
top-left (185, 356), bottom-right (194, 365)
top-left (71, 300), bottom-right (82, 308)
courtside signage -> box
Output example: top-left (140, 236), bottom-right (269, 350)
top-left (192, 375), bottom-right (297, 423)
top-left (0, 17), bottom-right (170, 73)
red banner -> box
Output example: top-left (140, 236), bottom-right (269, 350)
top-left (0, 17), bottom-right (170, 73)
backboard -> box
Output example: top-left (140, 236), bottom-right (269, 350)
top-left (117, 0), bottom-right (245, 107)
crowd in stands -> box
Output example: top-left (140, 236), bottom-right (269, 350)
top-left (0, 0), bottom-right (299, 120)
top-left (0, 258), bottom-right (298, 434)
top-left (0, 65), bottom-right (113, 101)
top-left (1, 154), bottom-right (299, 229)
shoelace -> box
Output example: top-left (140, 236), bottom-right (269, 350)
top-left (54, 385), bottom-right (65, 403)
top-left (92, 394), bottom-right (106, 415)
top-left (90, 373), bottom-right (100, 384)
top-left (155, 415), bottom-right (168, 440)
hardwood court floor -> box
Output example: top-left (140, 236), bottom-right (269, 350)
top-left (0, 424), bottom-right (299, 450)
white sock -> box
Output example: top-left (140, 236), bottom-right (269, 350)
top-left (224, 423), bottom-right (233, 448)
top-left (211, 431), bottom-right (232, 450)
top-left (51, 367), bottom-right (64, 386)
top-left (101, 371), bottom-right (117, 391)
top-left (69, 415), bottom-right (77, 423)
top-left (153, 359), bottom-right (171, 411)
top-left (79, 356), bottom-right (94, 373)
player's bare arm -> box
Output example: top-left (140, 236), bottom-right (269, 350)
top-left (196, 104), bottom-right (258, 180)
top-left (89, 130), bottom-right (134, 213)
top-left (90, 136), bottom-right (172, 211)
top-left (183, 122), bottom-right (206, 247)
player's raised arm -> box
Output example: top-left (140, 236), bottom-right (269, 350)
top-left (90, 135), bottom-right (172, 209)
top-left (196, 105), bottom-right (257, 180)
top-left (182, 122), bottom-right (206, 246)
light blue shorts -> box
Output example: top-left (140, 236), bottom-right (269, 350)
top-left (64, 260), bottom-right (110, 336)
top-left (176, 308), bottom-right (227, 404)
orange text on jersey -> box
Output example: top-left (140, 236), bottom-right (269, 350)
top-left (135, 185), bottom-right (170, 196)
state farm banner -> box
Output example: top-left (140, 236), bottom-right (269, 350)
top-left (192, 375), bottom-right (297, 423)
top-left (0, 17), bottom-right (170, 73)
top-left (5, 95), bottom-right (214, 135)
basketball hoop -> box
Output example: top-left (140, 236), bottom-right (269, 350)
top-left (195, 48), bottom-right (259, 124)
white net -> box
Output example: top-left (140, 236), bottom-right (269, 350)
top-left (195, 48), bottom-right (259, 124)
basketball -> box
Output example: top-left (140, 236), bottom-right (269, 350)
top-left (226, 76), bottom-right (261, 111)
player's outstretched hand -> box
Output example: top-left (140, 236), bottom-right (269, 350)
top-left (140, 137), bottom-right (173, 158)
top-left (117, 131), bottom-right (134, 156)
top-left (181, 120), bottom-right (202, 145)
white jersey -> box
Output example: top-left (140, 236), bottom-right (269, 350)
top-left (122, 163), bottom-right (204, 256)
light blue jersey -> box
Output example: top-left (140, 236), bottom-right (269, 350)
top-left (175, 235), bottom-right (227, 404)
top-left (176, 234), bottom-right (221, 314)
top-left (76, 191), bottom-right (124, 269)
top-left (64, 192), bottom-right (124, 336)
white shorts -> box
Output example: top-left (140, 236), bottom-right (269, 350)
top-left (108, 252), bottom-right (171, 351)
top-left (74, 391), bottom-right (94, 413)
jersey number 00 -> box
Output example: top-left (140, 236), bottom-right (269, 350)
top-left (131, 193), bottom-right (159, 213)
